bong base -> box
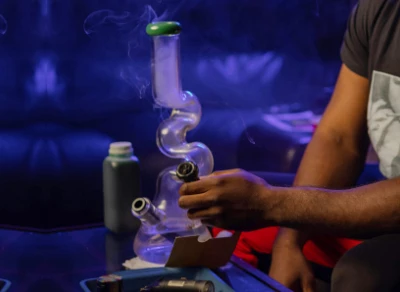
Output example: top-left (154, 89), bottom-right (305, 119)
top-left (135, 243), bottom-right (172, 265)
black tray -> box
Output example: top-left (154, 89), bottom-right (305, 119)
top-left (81, 256), bottom-right (291, 292)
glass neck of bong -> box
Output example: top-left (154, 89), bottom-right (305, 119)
top-left (151, 34), bottom-right (183, 109)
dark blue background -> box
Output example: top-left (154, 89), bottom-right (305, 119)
top-left (0, 0), bottom-right (354, 229)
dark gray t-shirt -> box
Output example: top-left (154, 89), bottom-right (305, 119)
top-left (341, 0), bottom-right (400, 179)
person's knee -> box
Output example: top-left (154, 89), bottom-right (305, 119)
top-left (332, 235), bottom-right (400, 291)
top-left (331, 249), bottom-right (380, 292)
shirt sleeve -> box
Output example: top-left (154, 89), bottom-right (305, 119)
top-left (340, 2), bottom-right (370, 78)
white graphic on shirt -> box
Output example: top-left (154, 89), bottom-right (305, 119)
top-left (368, 71), bottom-right (400, 179)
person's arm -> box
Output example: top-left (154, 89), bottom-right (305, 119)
top-left (268, 176), bottom-right (400, 238)
top-left (275, 63), bottom-right (370, 247)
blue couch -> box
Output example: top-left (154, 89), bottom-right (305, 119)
top-left (0, 0), bottom-right (358, 229)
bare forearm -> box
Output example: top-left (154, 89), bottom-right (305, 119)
top-left (271, 177), bottom-right (400, 238)
top-left (278, 131), bottom-right (368, 245)
top-left (276, 63), bottom-right (370, 244)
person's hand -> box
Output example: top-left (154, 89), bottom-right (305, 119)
top-left (178, 169), bottom-right (278, 231)
top-left (269, 242), bottom-right (316, 292)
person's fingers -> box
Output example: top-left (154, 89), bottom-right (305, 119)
top-left (187, 206), bottom-right (223, 220)
top-left (201, 217), bottom-right (230, 229)
top-left (178, 192), bottom-right (218, 209)
top-left (301, 277), bottom-right (316, 292)
top-left (179, 176), bottom-right (215, 196)
top-left (209, 169), bottom-right (242, 176)
top-left (268, 272), bottom-right (291, 289)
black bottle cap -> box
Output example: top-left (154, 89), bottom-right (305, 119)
top-left (176, 161), bottom-right (199, 182)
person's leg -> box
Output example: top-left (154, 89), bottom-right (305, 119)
top-left (331, 234), bottom-right (400, 292)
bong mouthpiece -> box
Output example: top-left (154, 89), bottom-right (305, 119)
top-left (176, 161), bottom-right (199, 183)
top-left (146, 21), bottom-right (182, 36)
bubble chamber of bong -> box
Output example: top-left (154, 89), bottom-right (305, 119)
top-left (130, 22), bottom-right (214, 264)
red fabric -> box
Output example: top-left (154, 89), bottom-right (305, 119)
top-left (213, 227), bottom-right (362, 269)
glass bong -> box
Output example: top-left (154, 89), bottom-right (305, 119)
top-left (130, 22), bottom-right (214, 264)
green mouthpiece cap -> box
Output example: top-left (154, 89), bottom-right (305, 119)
top-left (146, 21), bottom-right (182, 36)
